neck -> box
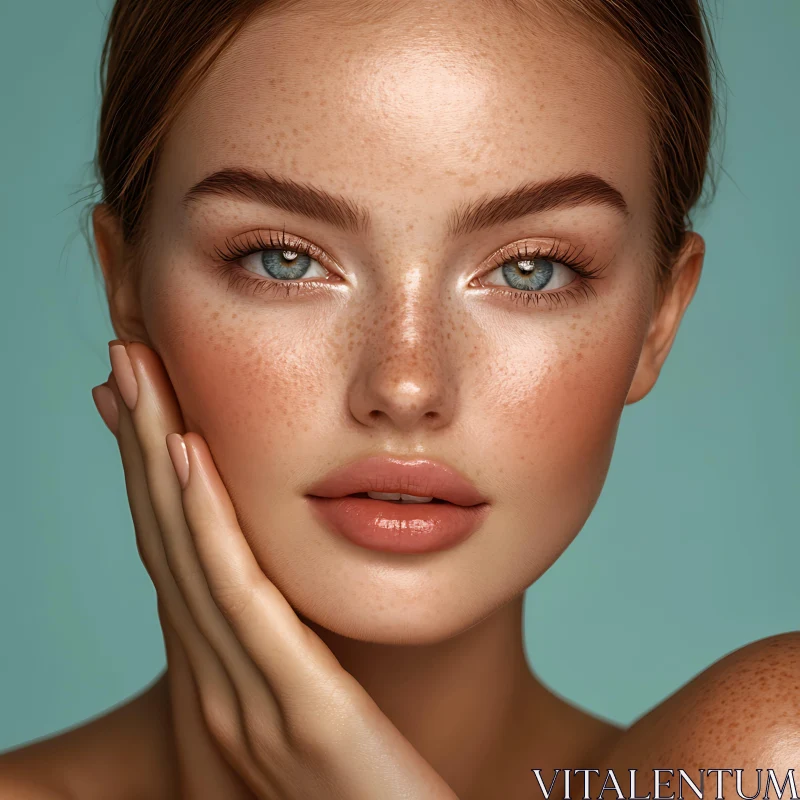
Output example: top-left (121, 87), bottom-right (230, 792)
top-left (303, 595), bottom-right (557, 798)
top-left (146, 595), bottom-right (603, 800)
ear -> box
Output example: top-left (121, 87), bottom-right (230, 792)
top-left (625, 231), bottom-right (705, 405)
top-left (92, 204), bottom-right (150, 344)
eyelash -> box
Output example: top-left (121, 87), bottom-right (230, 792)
top-left (212, 228), bottom-right (336, 300)
top-left (479, 238), bottom-right (608, 309)
top-left (211, 228), bottom-right (609, 309)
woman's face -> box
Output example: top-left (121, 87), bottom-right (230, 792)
top-left (126, 0), bottom-right (661, 644)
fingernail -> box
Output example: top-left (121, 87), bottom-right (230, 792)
top-left (166, 433), bottom-right (190, 489)
top-left (91, 384), bottom-right (119, 436)
top-left (109, 343), bottom-right (138, 411)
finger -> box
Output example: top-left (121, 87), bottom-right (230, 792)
top-left (115, 343), bottom-right (281, 719)
top-left (106, 369), bottom-right (252, 746)
top-left (109, 368), bottom-right (174, 586)
top-left (159, 610), bottom-right (256, 800)
top-left (91, 372), bottom-right (118, 436)
top-left (176, 432), bottom-right (341, 690)
top-left (115, 341), bottom-right (211, 601)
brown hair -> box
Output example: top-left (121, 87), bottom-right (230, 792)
top-left (91, 0), bottom-right (722, 304)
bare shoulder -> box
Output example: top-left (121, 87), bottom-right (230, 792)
top-left (0, 674), bottom-right (175, 800)
top-left (0, 721), bottom-right (93, 800)
top-left (0, 766), bottom-right (71, 800)
top-left (603, 631), bottom-right (800, 769)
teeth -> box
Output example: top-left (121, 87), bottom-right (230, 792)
top-left (399, 493), bottom-right (434, 503)
top-left (366, 491), bottom-right (434, 503)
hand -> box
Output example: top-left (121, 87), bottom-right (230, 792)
top-left (91, 340), bottom-right (459, 800)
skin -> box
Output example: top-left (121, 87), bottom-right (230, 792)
top-left (1, 1), bottom-right (798, 797)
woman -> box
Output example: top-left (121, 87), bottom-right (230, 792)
top-left (1, 0), bottom-right (797, 797)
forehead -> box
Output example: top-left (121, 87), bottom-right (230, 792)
top-left (158, 0), bottom-right (652, 225)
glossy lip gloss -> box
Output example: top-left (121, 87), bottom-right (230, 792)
top-left (305, 456), bottom-right (490, 554)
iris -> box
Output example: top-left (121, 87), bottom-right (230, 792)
top-left (502, 258), bottom-right (554, 291)
top-left (261, 250), bottom-right (313, 280)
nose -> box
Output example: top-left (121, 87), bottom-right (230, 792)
top-left (347, 294), bottom-right (458, 433)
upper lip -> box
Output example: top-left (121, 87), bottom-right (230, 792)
top-left (306, 456), bottom-right (488, 507)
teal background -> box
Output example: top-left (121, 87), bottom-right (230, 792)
top-left (1, 0), bottom-right (798, 752)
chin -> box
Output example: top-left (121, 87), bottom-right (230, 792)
top-left (297, 591), bottom-right (491, 647)
top-left (239, 522), bottom-right (497, 647)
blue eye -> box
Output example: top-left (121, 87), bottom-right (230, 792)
top-left (485, 257), bottom-right (577, 292)
top-left (241, 248), bottom-right (329, 281)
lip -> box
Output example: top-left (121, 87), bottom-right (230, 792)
top-left (305, 456), bottom-right (490, 554)
top-left (306, 456), bottom-right (487, 506)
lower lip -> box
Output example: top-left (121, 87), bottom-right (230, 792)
top-left (306, 496), bottom-right (490, 554)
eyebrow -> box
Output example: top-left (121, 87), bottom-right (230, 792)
top-left (182, 167), bottom-right (630, 238)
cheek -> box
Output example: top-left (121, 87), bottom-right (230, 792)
top-left (476, 306), bottom-right (644, 520)
top-left (145, 286), bottom-right (338, 501)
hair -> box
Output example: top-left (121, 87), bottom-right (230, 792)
top-left (90, 0), bottom-right (723, 307)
